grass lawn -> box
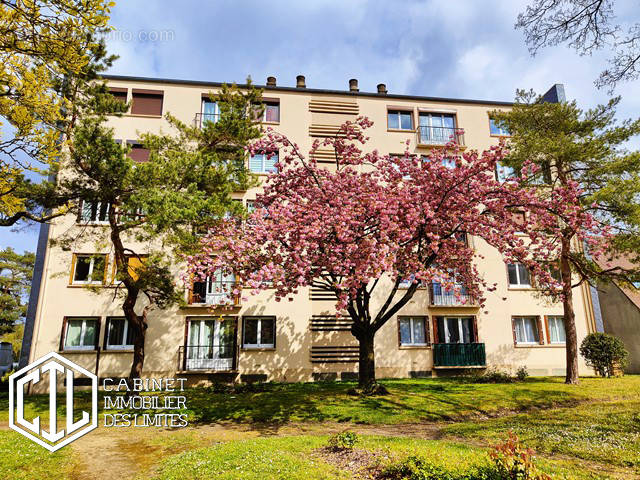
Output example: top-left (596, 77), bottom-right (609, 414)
top-left (2, 375), bottom-right (639, 425)
top-left (443, 398), bottom-right (640, 471)
top-left (1, 376), bottom-right (639, 479)
top-left (0, 430), bottom-right (75, 480)
top-left (146, 435), bottom-right (609, 480)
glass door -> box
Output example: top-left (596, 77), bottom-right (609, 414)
top-left (201, 99), bottom-right (219, 126)
top-left (439, 317), bottom-right (474, 343)
top-left (186, 318), bottom-right (234, 370)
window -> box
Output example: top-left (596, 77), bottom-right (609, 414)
top-left (249, 151), bottom-right (278, 173)
top-left (201, 98), bottom-right (220, 126)
top-left (243, 316), bottom-right (275, 348)
top-left (633, 281), bottom-right (640, 289)
top-left (436, 316), bottom-right (475, 343)
top-left (507, 263), bottom-right (532, 288)
top-left (79, 201), bottom-right (109, 223)
top-left (546, 316), bottom-right (566, 344)
top-left (495, 161), bottom-right (516, 182)
top-left (71, 254), bottom-right (107, 285)
top-left (441, 157), bottom-right (456, 169)
top-left (263, 101), bottom-right (280, 123)
top-left (513, 316), bottom-right (541, 344)
top-left (63, 317), bottom-right (98, 350)
top-left (128, 143), bottom-right (150, 162)
top-left (131, 89), bottom-right (163, 116)
top-left (418, 113), bottom-right (457, 144)
top-left (388, 110), bottom-right (413, 130)
top-left (548, 264), bottom-right (562, 283)
top-left (109, 88), bottom-right (127, 103)
top-left (398, 316), bottom-right (428, 346)
top-left (509, 210), bottom-right (526, 231)
top-left (190, 269), bottom-right (236, 305)
top-left (489, 118), bottom-right (510, 136)
top-left (105, 317), bottom-right (134, 350)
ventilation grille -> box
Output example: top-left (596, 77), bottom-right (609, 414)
top-left (309, 99), bottom-right (359, 115)
top-left (310, 346), bottom-right (359, 363)
top-left (310, 315), bottom-right (353, 331)
top-left (310, 287), bottom-right (334, 301)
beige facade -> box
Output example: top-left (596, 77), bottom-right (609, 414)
top-left (24, 76), bottom-right (598, 386)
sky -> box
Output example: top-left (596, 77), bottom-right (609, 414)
top-left (2, 0), bottom-right (639, 255)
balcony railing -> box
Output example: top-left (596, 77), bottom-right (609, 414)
top-left (433, 342), bottom-right (486, 367)
top-left (194, 112), bottom-right (220, 128)
top-left (188, 280), bottom-right (240, 306)
top-left (417, 126), bottom-right (465, 146)
top-left (429, 283), bottom-right (477, 306)
top-left (178, 344), bottom-right (237, 371)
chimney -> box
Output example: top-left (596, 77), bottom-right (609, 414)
top-left (266, 76), bottom-right (276, 87)
top-left (296, 75), bottom-right (306, 88)
top-left (349, 78), bottom-right (359, 92)
top-left (377, 83), bottom-right (387, 95)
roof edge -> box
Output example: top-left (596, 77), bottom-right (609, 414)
top-left (100, 74), bottom-right (514, 106)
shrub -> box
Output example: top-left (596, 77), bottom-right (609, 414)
top-left (489, 432), bottom-right (551, 480)
top-left (580, 333), bottom-right (629, 377)
top-left (515, 366), bottom-right (529, 381)
top-left (327, 431), bottom-right (359, 451)
top-left (472, 368), bottom-right (514, 384)
top-left (380, 455), bottom-right (500, 480)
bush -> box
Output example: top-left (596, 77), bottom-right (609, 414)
top-left (580, 333), bottom-right (629, 377)
top-left (327, 431), bottom-right (358, 451)
top-left (515, 366), bottom-right (529, 381)
top-left (489, 432), bottom-right (551, 480)
top-left (472, 368), bottom-right (514, 384)
top-left (380, 455), bottom-right (500, 480)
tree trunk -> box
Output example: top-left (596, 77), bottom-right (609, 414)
top-left (355, 329), bottom-right (376, 389)
top-left (560, 236), bottom-right (579, 385)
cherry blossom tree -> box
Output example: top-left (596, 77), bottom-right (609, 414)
top-left (187, 117), bottom-right (596, 390)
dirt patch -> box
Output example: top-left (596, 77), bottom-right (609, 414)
top-left (312, 447), bottom-right (390, 479)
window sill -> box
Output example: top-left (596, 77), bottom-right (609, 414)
top-left (507, 287), bottom-right (535, 291)
top-left (241, 347), bottom-right (276, 351)
top-left (76, 222), bottom-right (109, 226)
top-left (68, 284), bottom-right (108, 288)
top-left (126, 113), bottom-right (163, 119)
top-left (261, 121), bottom-right (280, 126)
top-left (103, 348), bottom-right (135, 353)
top-left (398, 345), bottom-right (431, 350)
top-left (514, 344), bottom-right (564, 348)
top-left (490, 134), bottom-right (511, 138)
top-left (387, 128), bottom-right (414, 133)
top-left (59, 349), bottom-right (98, 354)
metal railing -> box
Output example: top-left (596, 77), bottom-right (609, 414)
top-left (178, 344), bottom-right (237, 371)
top-left (417, 126), bottom-right (465, 146)
top-left (429, 283), bottom-right (477, 306)
top-left (189, 281), bottom-right (239, 306)
top-left (433, 343), bottom-right (486, 367)
top-left (194, 112), bottom-right (221, 128)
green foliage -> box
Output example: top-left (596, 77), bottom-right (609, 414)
top-left (472, 368), bottom-right (515, 384)
top-left (1, 324), bottom-right (24, 361)
top-left (0, 248), bottom-right (34, 334)
top-left (327, 431), bottom-right (359, 451)
top-left (580, 332), bottom-right (629, 377)
top-left (515, 366), bottom-right (529, 381)
top-left (489, 432), bottom-right (551, 480)
top-left (0, 431), bottom-right (73, 480)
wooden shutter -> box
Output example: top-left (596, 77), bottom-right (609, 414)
top-left (511, 317), bottom-right (518, 345)
top-left (94, 318), bottom-right (101, 350)
top-left (131, 89), bottom-right (163, 116)
top-left (471, 316), bottom-right (479, 343)
top-left (397, 318), bottom-right (402, 346)
top-left (103, 318), bottom-right (111, 350)
top-left (270, 316), bottom-right (276, 349)
top-left (69, 254), bottom-right (77, 285)
top-left (433, 316), bottom-right (442, 344)
top-left (544, 315), bottom-right (551, 345)
top-left (129, 144), bottom-right (150, 162)
top-left (537, 316), bottom-right (545, 345)
top-left (109, 87), bottom-right (128, 103)
top-left (423, 316), bottom-right (430, 343)
top-left (59, 317), bottom-right (68, 351)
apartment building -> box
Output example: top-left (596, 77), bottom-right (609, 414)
top-left (21, 75), bottom-right (599, 385)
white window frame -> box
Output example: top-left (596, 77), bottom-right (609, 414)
top-left (398, 316), bottom-right (428, 346)
top-left (79, 201), bottom-right (109, 224)
top-left (242, 316), bottom-right (275, 349)
top-left (72, 254), bottom-right (107, 285)
top-left (547, 316), bottom-right (566, 344)
top-left (489, 118), bottom-right (510, 136)
top-left (105, 317), bottom-right (134, 350)
top-left (249, 152), bottom-right (278, 174)
top-left (442, 316), bottom-right (474, 344)
top-left (201, 99), bottom-right (220, 125)
top-left (508, 263), bottom-right (532, 288)
top-left (262, 102), bottom-right (280, 123)
top-left (513, 316), bottom-right (540, 345)
top-left (64, 318), bottom-right (98, 351)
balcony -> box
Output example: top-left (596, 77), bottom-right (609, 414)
top-left (194, 112), bottom-right (220, 128)
top-left (178, 344), bottom-right (237, 371)
top-left (433, 342), bottom-right (486, 368)
top-left (429, 283), bottom-right (478, 307)
top-left (417, 126), bottom-right (465, 147)
top-left (188, 278), bottom-right (240, 307)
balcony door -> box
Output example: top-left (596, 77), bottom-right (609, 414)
top-left (201, 99), bottom-right (220, 125)
top-left (437, 316), bottom-right (474, 344)
top-left (186, 318), bottom-right (234, 370)
top-left (419, 113), bottom-right (456, 144)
